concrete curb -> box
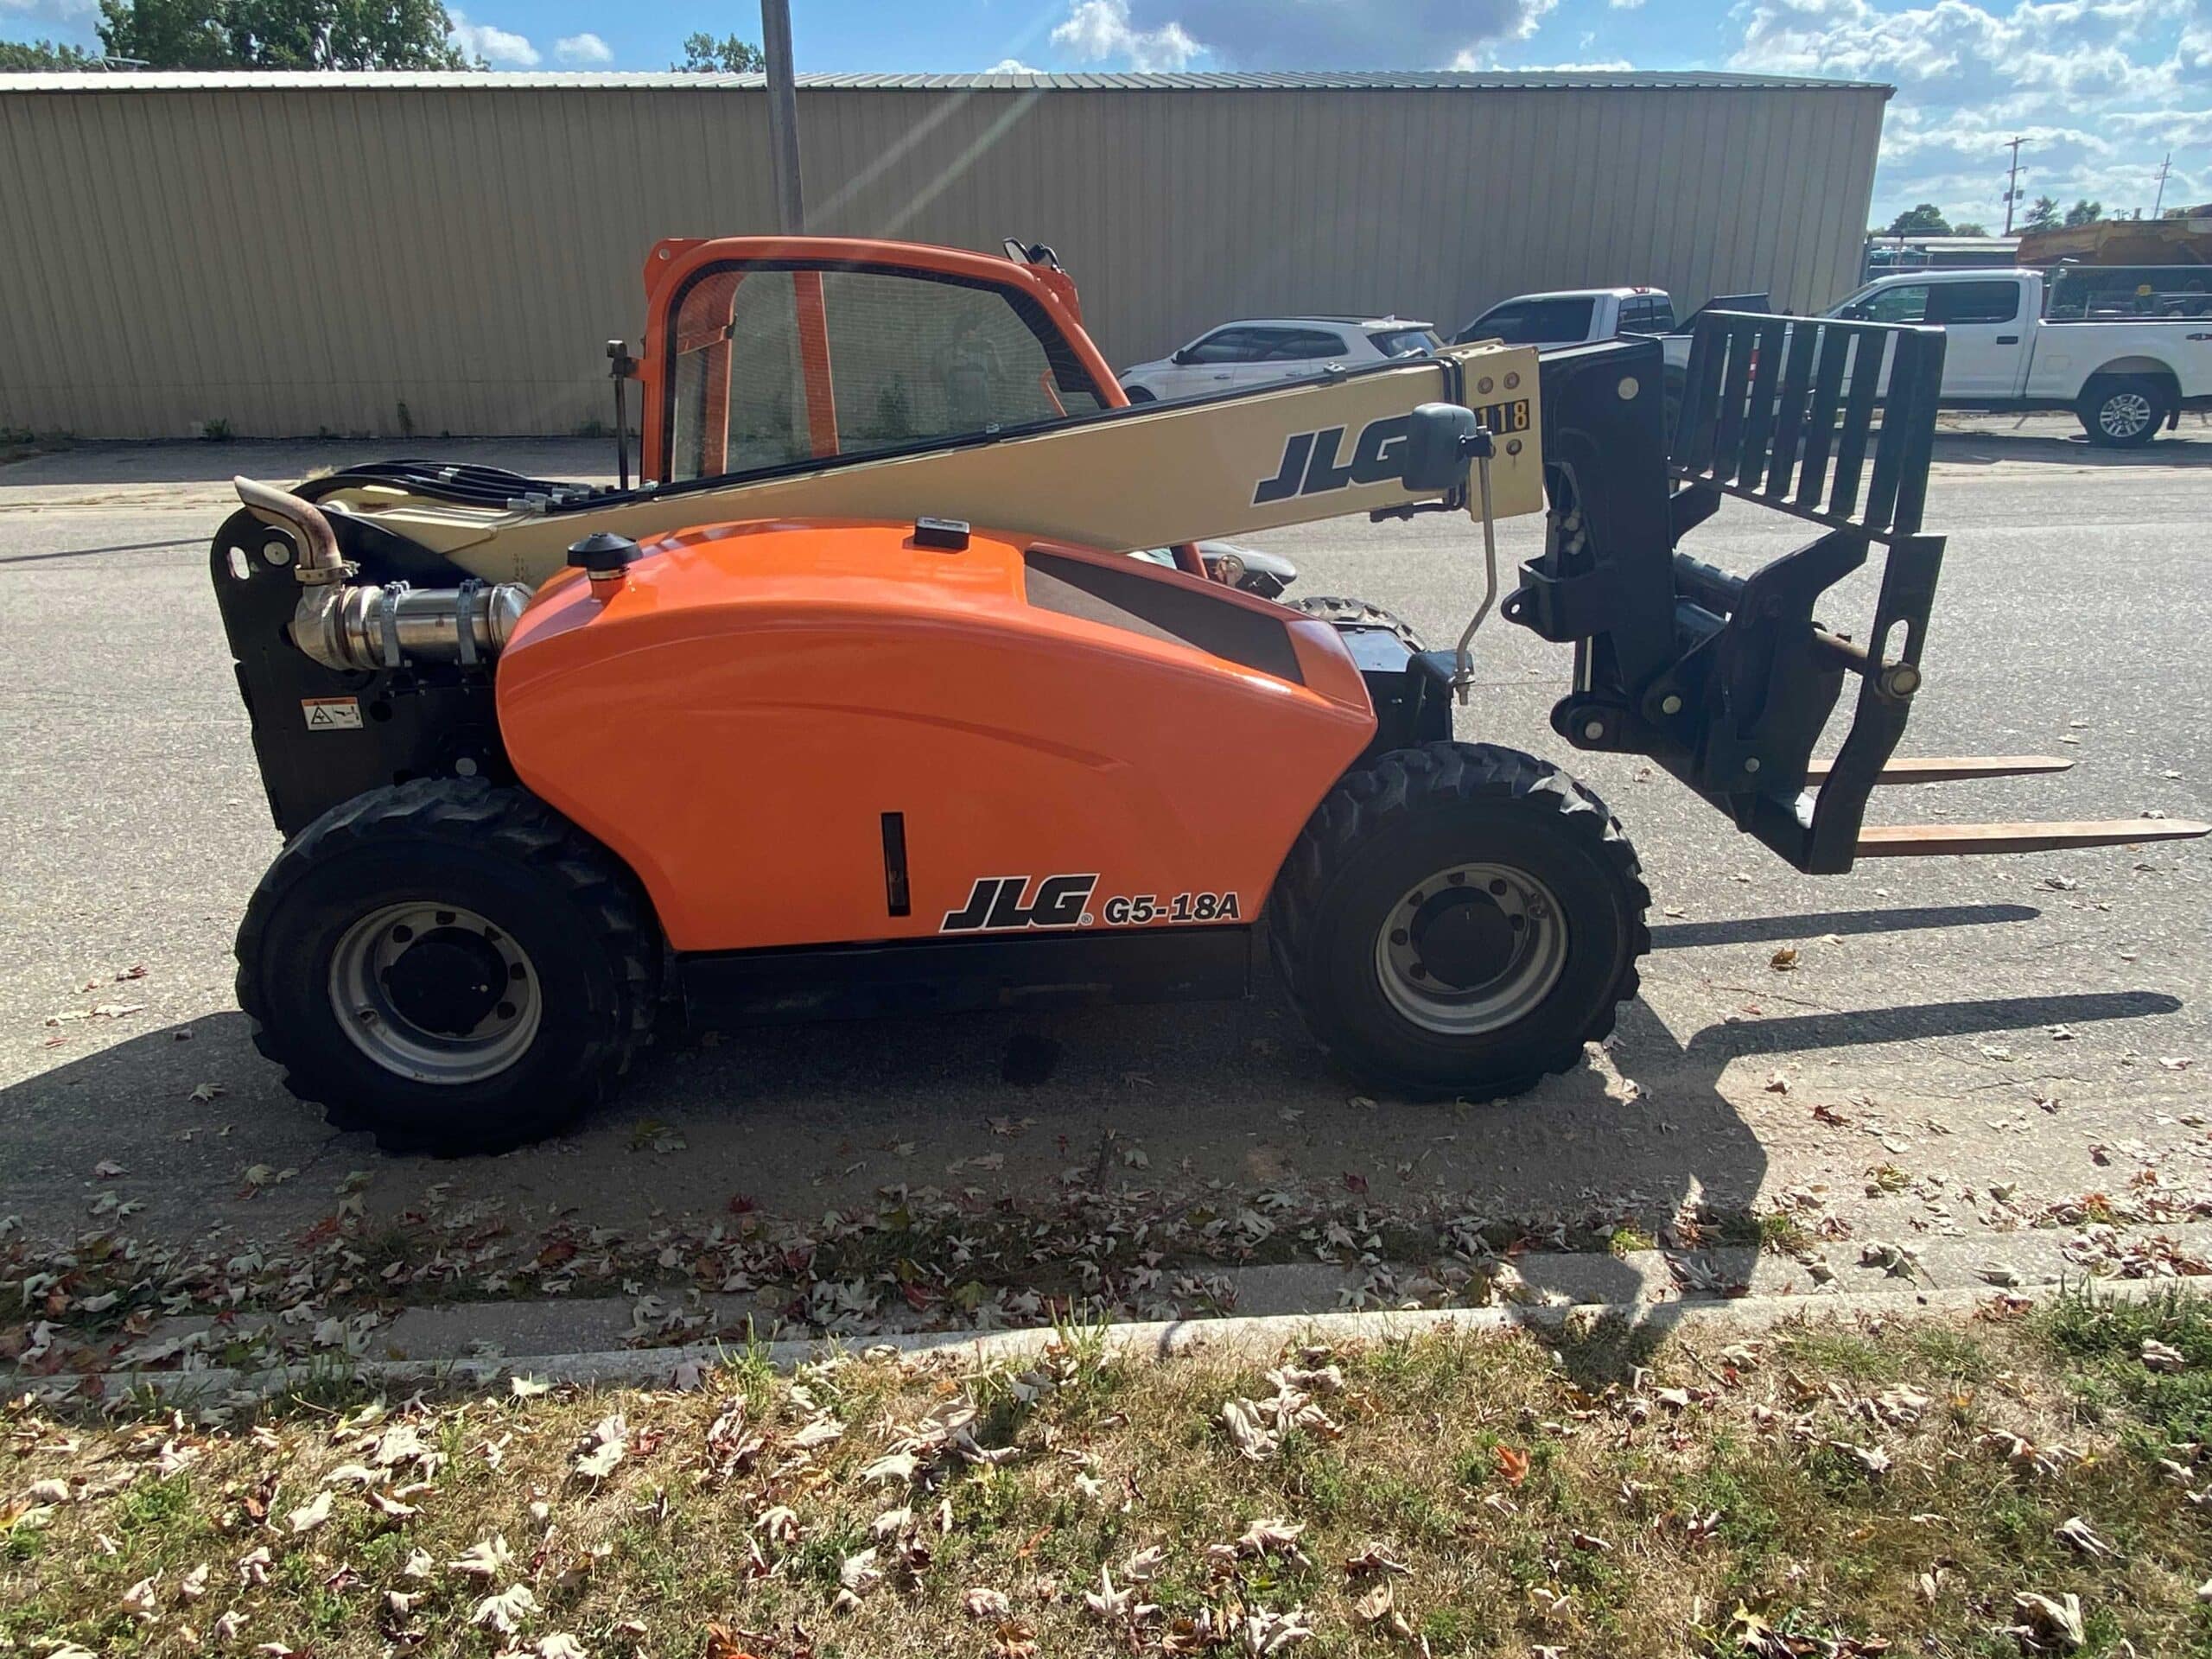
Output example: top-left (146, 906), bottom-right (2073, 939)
top-left (24, 1274), bottom-right (2207, 1408)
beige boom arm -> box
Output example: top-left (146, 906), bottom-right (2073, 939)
top-left (297, 343), bottom-right (1547, 588)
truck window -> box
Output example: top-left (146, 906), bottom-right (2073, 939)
top-left (1458, 296), bottom-right (1596, 346)
top-left (1621, 296), bottom-right (1675, 334)
top-left (1853, 284), bottom-right (1931, 324)
top-left (1929, 282), bottom-right (2020, 326)
top-left (1183, 327), bottom-right (1268, 365)
top-left (664, 263), bottom-right (1107, 482)
top-left (1262, 328), bottom-right (1352, 360)
top-left (1367, 326), bottom-right (1439, 357)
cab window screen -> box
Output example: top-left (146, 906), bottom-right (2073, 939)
top-left (820, 270), bottom-right (1103, 455)
top-left (664, 262), bottom-right (1107, 482)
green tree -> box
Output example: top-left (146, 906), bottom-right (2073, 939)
top-left (0, 38), bottom-right (102, 69)
top-left (1883, 202), bottom-right (1951, 236)
top-left (95, 0), bottom-right (470, 70)
top-left (672, 31), bottom-right (764, 72)
top-left (2062, 197), bottom-right (2103, 227)
top-left (2022, 194), bottom-right (2060, 231)
top-left (1950, 220), bottom-right (1988, 235)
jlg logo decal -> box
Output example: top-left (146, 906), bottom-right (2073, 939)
top-left (1254, 400), bottom-right (1531, 505)
top-left (1253, 415), bottom-right (1411, 505)
top-left (941, 874), bottom-right (1098, 933)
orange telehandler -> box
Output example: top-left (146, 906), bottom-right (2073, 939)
top-left (208, 235), bottom-right (2205, 1153)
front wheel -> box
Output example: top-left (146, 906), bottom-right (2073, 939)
top-left (1121, 385), bottom-right (1158, 404)
top-left (2077, 375), bottom-right (2170, 448)
top-left (236, 779), bottom-right (658, 1154)
top-left (1269, 743), bottom-right (1649, 1097)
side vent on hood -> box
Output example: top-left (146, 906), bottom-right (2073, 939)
top-left (1021, 550), bottom-right (1304, 684)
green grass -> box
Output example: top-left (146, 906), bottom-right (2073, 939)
top-left (4, 1294), bottom-right (2211, 1656)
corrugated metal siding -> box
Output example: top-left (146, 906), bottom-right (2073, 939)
top-left (0, 79), bottom-right (1887, 439)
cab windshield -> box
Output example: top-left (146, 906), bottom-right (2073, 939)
top-left (664, 264), bottom-right (1109, 483)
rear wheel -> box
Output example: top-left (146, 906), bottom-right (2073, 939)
top-left (1269, 742), bottom-right (1649, 1097)
top-left (1122, 385), bottom-right (1157, 404)
top-left (236, 779), bottom-right (658, 1154)
top-left (2077, 375), bottom-right (2170, 447)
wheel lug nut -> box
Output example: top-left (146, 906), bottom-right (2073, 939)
top-left (1409, 963), bottom-right (1428, 980)
top-left (391, 924), bottom-right (413, 943)
top-left (496, 1001), bottom-right (516, 1020)
top-left (1488, 879), bottom-right (1508, 895)
top-left (1447, 871), bottom-right (1465, 885)
top-left (1389, 928), bottom-right (1409, 946)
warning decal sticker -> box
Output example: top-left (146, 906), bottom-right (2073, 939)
top-left (302, 696), bottom-right (363, 731)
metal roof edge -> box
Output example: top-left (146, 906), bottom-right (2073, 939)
top-left (0, 67), bottom-right (1897, 95)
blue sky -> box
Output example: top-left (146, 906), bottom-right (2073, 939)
top-left (7, 0), bottom-right (2208, 225)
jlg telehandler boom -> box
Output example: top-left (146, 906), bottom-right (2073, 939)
top-left (208, 236), bottom-right (2204, 1153)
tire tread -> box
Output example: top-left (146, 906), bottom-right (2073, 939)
top-left (235, 778), bottom-right (658, 1154)
top-left (1268, 741), bottom-right (1649, 1096)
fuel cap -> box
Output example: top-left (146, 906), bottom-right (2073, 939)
top-left (566, 531), bottom-right (641, 574)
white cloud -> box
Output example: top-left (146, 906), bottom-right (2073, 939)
top-left (1609, 0), bottom-right (1645, 9)
top-left (1052, 0), bottom-right (1201, 70)
top-left (0, 0), bottom-right (96, 20)
top-left (987, 56), bottom-right (1044, 72)
top-left (1732, 0), bottom-right (2211, 223)
top-left (448, 10), bottom-right (541, 67)
top-left (1048, 0), bottom-right (1555, 71)
top-left (553, 32), bottom-right (613, 66)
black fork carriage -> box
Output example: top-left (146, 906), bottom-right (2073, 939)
top-left (1506, 310), bottom-right (2205, 870)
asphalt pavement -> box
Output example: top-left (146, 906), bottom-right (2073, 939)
top-left (3, 416), bottom-right (2208, 1319)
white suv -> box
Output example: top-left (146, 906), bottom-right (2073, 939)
top-left (1118, 315), bottom-right (1440, 403)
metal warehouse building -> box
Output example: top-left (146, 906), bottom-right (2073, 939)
top-left (0, 69), bottom-right (1889, 439)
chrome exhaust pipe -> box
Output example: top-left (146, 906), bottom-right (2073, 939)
top-left (232, 476), bottom-right (532, 673)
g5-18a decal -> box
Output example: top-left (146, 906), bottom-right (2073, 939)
top-left (940, 874), bottom-right (1242, 932)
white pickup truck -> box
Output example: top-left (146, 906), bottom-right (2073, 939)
top-left (1452, 287), bottom-right (1678, 350)
top-left (1656, 267), bottom-right (2212, 448)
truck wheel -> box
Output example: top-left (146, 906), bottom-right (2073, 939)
top-left (1288, 595), bottom-right (1428, 651)
top-left (1269, 742), bottom-right (1649, 1098)
top-left (1122, 385), bottom-right (1157, 404)
top-left (2077, 375), bottom-right (2170, 447)
top-left (236, 779), bottom-right (658, 1154)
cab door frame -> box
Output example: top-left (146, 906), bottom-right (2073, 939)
top-left (635, 236), bottom-right (1126, 487)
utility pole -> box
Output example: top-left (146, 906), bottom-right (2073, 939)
top-left (2152, 152), bottom-right (2171, 219)
top-left (2001, 135), bottom-right (2024, 234)
top-left (761, 0), bottom-right (805, 234)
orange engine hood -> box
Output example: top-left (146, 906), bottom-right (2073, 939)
top-left (495, 519), bottom-right (1377, 952)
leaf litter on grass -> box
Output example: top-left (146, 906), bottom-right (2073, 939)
top-left (7, 1289), bottom-right (2212, 1656)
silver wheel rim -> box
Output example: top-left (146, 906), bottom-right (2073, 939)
top-left (2099, 391), bottom-right (2152, 439)
top-left (1374, 861), bottom-right (1569, 1036)
top-left (329, 902), bottom-right (542, 1084)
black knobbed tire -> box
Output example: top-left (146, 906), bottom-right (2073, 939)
top-left (236, 779), bottom-right (658, 1154)
top-left (1269, 742), bottom-right (1649, 1098)
top-left (2076, 374), bottom-right (2170, 448)
top-left (1287, 595), bottom-right (1428, 652)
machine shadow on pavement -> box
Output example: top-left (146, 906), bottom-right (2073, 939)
top-left (0, 909), bottom-right (2187, 1344)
